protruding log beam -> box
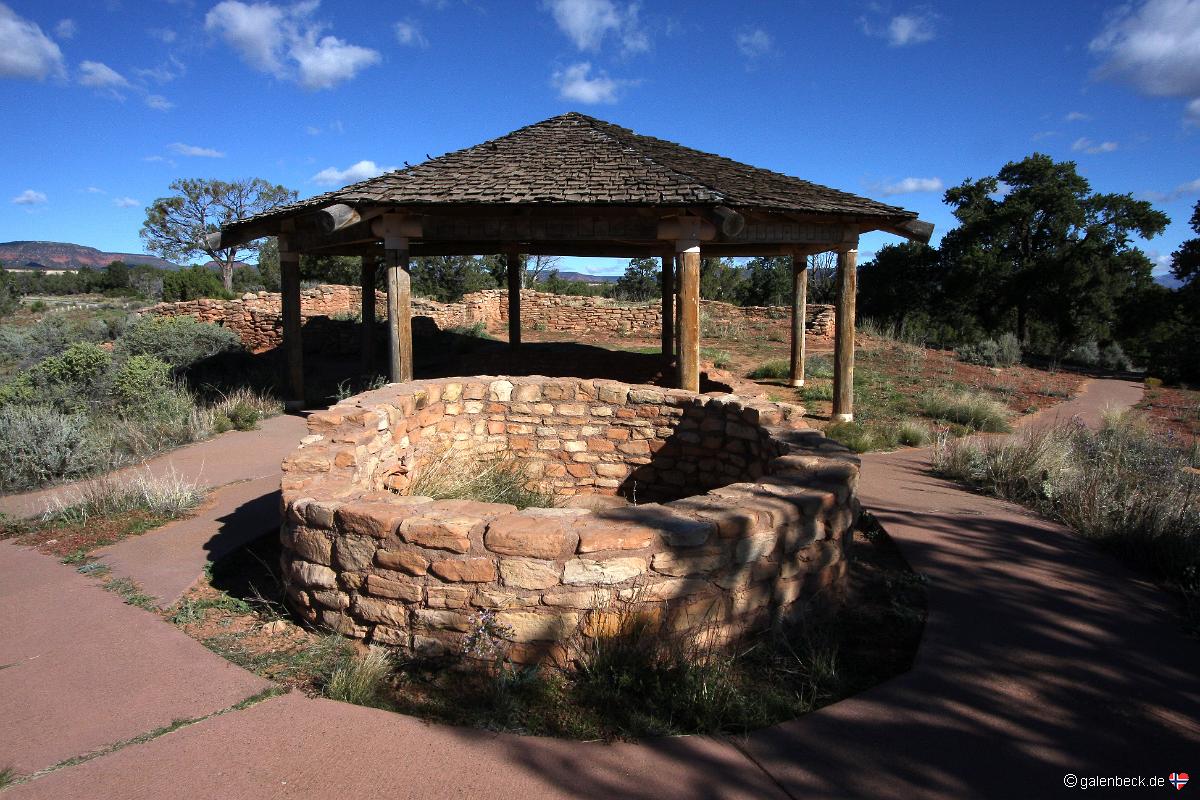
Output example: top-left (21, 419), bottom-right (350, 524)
top-left (712, 206), bottom-right (746, 238)
top-left (660, 251), bottom-right (674, 364)
top-left (789, 254), bottom-right (808, 388)
top-left (318, 204), bottom-right (361, 235)
top-left (360, 256), bottom-right (375, 375)
top-left (506, 251), bottom-right (522, 349)
top-left (881, 218), bottom-right (935, 244)
top-left (279, 245), bottom-right (304, 409)
top-left (677, 246), bottom-right (701, 392)
top-left (832, 249), bottom-right (858, 422)
top-left (385, 240), bottom-right (412, 383)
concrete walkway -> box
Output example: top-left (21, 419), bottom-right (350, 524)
top-left (3, 379), bottom-right (1198, 799)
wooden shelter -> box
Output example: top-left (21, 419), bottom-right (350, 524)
top-left (211, 113), bottom-right (931, 419)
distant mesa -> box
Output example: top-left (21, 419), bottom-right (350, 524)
top-left (537, 270), bottom-right (618, 284)
top-left (0, 241), bottom-right (180, 272)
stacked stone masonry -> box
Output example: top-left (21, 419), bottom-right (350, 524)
top-left (144, 285), bottom-right (835, 353)
top-left (279, 376), bottom-right (860, 666)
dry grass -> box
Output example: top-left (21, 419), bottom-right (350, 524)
top-left (41, 468), bottom-right (203, 526)
top-left (408, 448), bottom-right (555, 509)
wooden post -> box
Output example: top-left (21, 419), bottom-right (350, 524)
top-left (677, 245), bottom-right (701, 392)
top-left (674, 254), bottom-right (682, 360)
top-left (506, 251), bottom-right (521, 349)
top-left (360, 256), bottom-right (375, 375)
top-left (832, 248), bottom-right (858, 422)
top-left (789, 254), bottom-right (808, 388)
top-left (279, 243), bottom-right (304, 409)
top-left (660, 251), bottom-right (674, 363)
top-left (385, 238), bottom-right (412, 383)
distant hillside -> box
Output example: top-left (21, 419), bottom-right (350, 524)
top-left (1153, 272), bottom-right (1183, 290)
top-left (537, 271), bottom-right (619, 284)
top-left (0, 241), bottom-right (179, 271)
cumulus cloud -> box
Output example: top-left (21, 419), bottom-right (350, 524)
top-left (311, 159), bottom-right (392, 186)
top-left (735, 28), bottom-right (772, 59)
top-left (12, 189), bottom-right (47, 205)
top-left (113, 196), bottom-right (139, 208)
top-left (860, 5), bottom-right (938, 47)
top-left (877, 176), bottom-right (944, 196)
top-left (78, 61), bottom-right (130, 95)
top-left (54, 19), bottom-right (76, 39)
top-left (0, 4), bottom-right (66, 80)
top-left (552, 61), bottom-right (627, 104)
top-left (145, 94), bottom-right (174, 110)
top-left (394, 20), bottom-right (427, 47)
top-left (543, 0), bottom-right (648, 54)
top-left (84, 186), bottom-right (105, 194)
top-left (1144, 176), bottom-right (1200, 202)
top-left (1064, 111), bottom-right (1090, 122)
top-left (1071, 137), bottom-right (1118, 154)
top-left (169, 142), bottom-right (226, 158)
top-left (205, 0), bottom-right (381, 90)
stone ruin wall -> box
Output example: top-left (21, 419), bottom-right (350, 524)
top-left (143, 285), bottom-right (835, 354)
top-left (279, 376), bottom-right (858, 665)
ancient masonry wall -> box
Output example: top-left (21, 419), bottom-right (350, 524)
top-left (279, 376), bottom-right (859, 666)
top-left (144, 285), bottom-right (835, 353)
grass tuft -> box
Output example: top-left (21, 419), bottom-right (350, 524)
top-left (41, 470), bottom-right (203, 527)
top-left (324, 646), bottom-right (394, 707)
top-left (918, 390), bottom-right (1011, 432)
top-left (408, 448), bottom-right (555, 509)
top-left (748, 359), bottom-right (790, 380)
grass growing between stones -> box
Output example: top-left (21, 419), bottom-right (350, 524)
top-left (175, 522), bottom-right (926, 741)
top-left (407, 449), bottom-right (556, 510)
top-left (933, 413), bottom-right (1200, 634)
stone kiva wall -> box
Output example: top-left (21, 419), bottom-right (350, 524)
top-left (279, 376), bottom-right (859, 666)
top-left (144, 285), bottom-right (835, 353)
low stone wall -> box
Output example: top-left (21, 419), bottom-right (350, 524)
top-left (144, 285), bottom-right (835, 353)
top-left (279, 376), bottom-right (859, 666)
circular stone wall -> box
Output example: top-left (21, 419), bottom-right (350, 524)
top-left (279, 376), bottom-right (860, 665)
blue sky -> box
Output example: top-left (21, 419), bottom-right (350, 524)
top-left (1, 0), bottom-right (1198, 277)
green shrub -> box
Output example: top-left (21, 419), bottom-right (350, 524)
top-left (956, 333), bottom-right (1021, 368)
top-left (0, 404), bottom-right (102, 491)
top-left (111, 355), bottom-right (172, 407)
top-left (918, 391), bottom-right (1010, 432)
top-left (323, 645), bottom-right (393, 707)
top-left (896, 419), bottom-right (933, 447)
top-left (0, 342), bottom-right (114, 412)
top-left (162, 266), bottom-right (232, 302)
top-left (115, 315), bottom-right (241, 371)
top-left (802, 382), bottom-right (834, 403)
top-left (748, 360), bottom-right (790, 380)
top-left (807, 355), bottom-right (834, 380)
top-left (701, 348), bottom-right (733, 370)
top-left (1100, 342), bottom-right (1133, 371)
top-left (1065, 340), bottom-right (1101, 367)
top-left (29, 299), bottom-right (47, 313)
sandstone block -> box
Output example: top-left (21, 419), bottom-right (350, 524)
top-left (365, 574), bottom-right (422, 602)
top-left (400, 512), bottom-right (483, 553)
top-left (375, 549), bottom-right (428, 576)
top-left (736, 532), bottom-right (779, 563)
top-left (413, 608), bottom-right (470, 632)
top-left (290, 560), bottom-right (337, 589)
top-left (426, 585), bottom-right (471, 609)
top-left (352, 596), bottom-right (408, 627)
top-left (288, 527), bottom-right (333, 565)
top-left (500, 558), bottom-right (562, 590)
top-left (563, 557), bottom-right (646, 585)
top-left (485, 512), bottom-right (575, 559)
top-left (496, 611), bottom-right (581, 643)
top-left (651, 546), bottom-right (730, 576)
top-left (333, 535), bottom-right (377, 571)
top-left (430, 558), bottom-right (497, 583)
top-left (336, 502), bottom-right (410, 539)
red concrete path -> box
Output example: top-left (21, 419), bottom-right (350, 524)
top-left (0, 541), bottom-right (272, 777)
top-left (5, 378), bottom-right (1199, 799)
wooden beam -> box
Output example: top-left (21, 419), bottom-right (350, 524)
top-left (677, 247), bottom-right (700, 392)
top-left (832, 248), bottom-right (858, 422)
top-left (506, 250), bottom-right (521, 349)
top-left (360, 256), bottom-right (375, 375)
top-left (880, 218), bottom-right (935, 244)
top-left (660, 251), bottom-right (674, 364)
top-left (789, 254), bottom-right (807, 388)
top-left (385, 239), bottom-right (413, 383)
top-left (279, 246), bottom-right (304, 409)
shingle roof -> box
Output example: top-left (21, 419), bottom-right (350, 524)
top-left (243, 112), bottom-right (915, 225)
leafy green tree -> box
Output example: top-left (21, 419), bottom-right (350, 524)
top-left (411, 256), bottom-right (497, 302)
top-left (141, 178), bottom-right (297, 293)
top-left (162, 266), bottom-right (230, 301)
top-left (1171, 201), bottom-right (1200, 290)
top-left (103, 260), bottom-right (130, 291)
top-left (944, 154), bottom-right (1167, 349)
top-left (699, 257), bottom-right (744, 303)
top-left (0, 264), bottom-right (20, 317)
top-left (255, 237), bottom-right (282, 291)
top-left (739, 256), bottom-right (790, 306)
top-left (613, 257), bottom-right (660, 301)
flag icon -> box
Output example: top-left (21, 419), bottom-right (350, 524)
top-left (1170, 772), bottom-right (1189, 791)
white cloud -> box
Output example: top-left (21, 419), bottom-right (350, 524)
top-left (1188, 97), bottom-right (1200, 126)
top-left (1090, 0), bottom-right (1200, 97)
top-left (113, 196), bottom-right (139, 208)
top-left (878, 176), bottom-right (944, 196)
top-left (552, 61), bottom-right (626, 104)
top-left (860, 6), bottom-right (938, 47)
top-left (1064, 110), bottom-right (1090, 122)
top-left (148, 27), bottom-right (177, 43)
top-left (1146, 176), bottom-right (1200, 202)
top-left (543, 0), bottom-right (648, 54)
top-left (735, 28), bottom-right (772, 59)
top-left (78, 60), bottom-right (130, 94)
top-left (394, 20), bottom-right (428, 47)
top-left (0, 4), bottom-right (66, 80)
top-left (54, 18), bottom-right (76, 39)
top-left (305, 124), bottom-right (322, 135)
top-left (12, 189), bottom-right (47, 205)
top-left (205, 0), bottom-right (381, 90)
top-left (84, 186), bottom-right (105, 194)
top-left (145, 94), bottom-right (174, 110)
top-left (1032, 130), bottom-right (1058, 140)
top-left (311, 159), bottom-right (391, 186)
top-left (1071, 137), bottom-right (1118, 154)
top-left (169, 142), bottom-right (226, 158)
top-left (136, 55), bottom-right (186, 84)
